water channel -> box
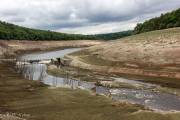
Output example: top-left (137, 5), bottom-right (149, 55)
top-left (17, 48), bottom-right (180, 112)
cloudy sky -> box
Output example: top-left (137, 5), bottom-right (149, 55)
top-left (0, 0), bottom-right (180, 34)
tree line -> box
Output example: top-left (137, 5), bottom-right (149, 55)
top-left (0, 21), bottom-right (96, 40)
top-left (134, 8), bottom-right (180, 34)
top-left (0, 21), bottom-right (132, 41)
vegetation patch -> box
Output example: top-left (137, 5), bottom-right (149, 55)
top-left (0, 21), bottom-right (132, 41)
top-left (134, 8), bottom-right (180, 34)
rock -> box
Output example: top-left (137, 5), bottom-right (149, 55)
top-left (48, 65), bottom-right (57, 70)
top-left (145, 99), bottom-right (151, 104)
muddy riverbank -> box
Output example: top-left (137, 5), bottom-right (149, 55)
top-left (66, 54), bottom-right (180, 88)
top-left (47, 63), bottom-right (180, 111)
top-left (2, 59), bottom-right (179, 120)
top-left (16, 48), bottom-right (180, 112)
top-left (0, 52), bottom-right (144, 120)
top-left (0, 43), bottom-right (180, 119)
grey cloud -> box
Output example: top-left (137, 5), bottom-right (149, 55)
top-left (0, 10), bottom-right (19, 17)
top-left (0, 0), bottom-right (180, 34)
top-left (9, 17), bottom-right (25, 23)
top-left (37, 21), bottom-right (87, 30)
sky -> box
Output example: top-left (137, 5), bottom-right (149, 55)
top-left (0, 0), bottom-right (180, 34)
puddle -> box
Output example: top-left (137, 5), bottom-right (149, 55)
top-left (16, 48), bottom-right (180, 111)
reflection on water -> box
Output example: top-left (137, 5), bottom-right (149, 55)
top-left (18, 63), bottom-right (96, 90)
top-left (20, 48), bottom-right (82, 61)
top-left (17, 48), bottom-right (180, 111)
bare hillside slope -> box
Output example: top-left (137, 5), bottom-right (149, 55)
top-left (68, 28), bottom-right (180, 79)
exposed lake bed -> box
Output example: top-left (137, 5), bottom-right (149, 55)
top-left (18, 48), bottom-right (180, 112)
top-left (0, 61), bottom-right (149, 120)
top-left (0, 3), bottom-right (180, 119)
top-left (0, 47), bottom-right (180, 120)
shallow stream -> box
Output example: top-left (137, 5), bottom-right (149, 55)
top-left (17, 48), bottom-right (180, 111)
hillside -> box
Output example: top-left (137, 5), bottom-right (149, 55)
top-left (0, 21), bottom-right (132, 40)
top-left (134, 8), bottom-right (180, 34)
top-left (93, 30), bottom-right (133, 40)
top-left (0, 21), bottom-right (97, 40)
top-left (68, 27), bottom-right (180, 80)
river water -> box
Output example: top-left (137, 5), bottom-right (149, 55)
top-left (17, 48), bottom-right (180, 112)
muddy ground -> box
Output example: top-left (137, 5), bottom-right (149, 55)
top-left (0, 39), bottom-right (180, 119)
top-left (1, 62), bottom-right (180, 120)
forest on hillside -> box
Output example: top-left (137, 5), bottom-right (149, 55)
top-left (93, 31), bottom-right (133, 40)
top-left (0, 21), bottom-right (96, 40)
top-left (0, 21), bottom-right (132, 41)
top-left (0, 8), bottom-right (179, 41)
top-left (134, 8), bottom-right (180, 34)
